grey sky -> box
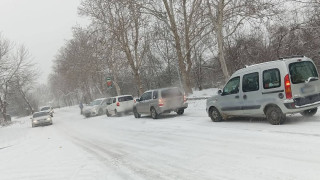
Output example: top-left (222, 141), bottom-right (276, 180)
top-left (0, 0), bottom-right (88, 83)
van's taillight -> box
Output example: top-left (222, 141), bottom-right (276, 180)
top-left (284, 74), bottom-right (292, 99)
top-left (159, 98), bottom-right (164, 107)
top-left (184, 95), bottom-right (187, 102)
top-left (116, 102), bottom-right (120, 106)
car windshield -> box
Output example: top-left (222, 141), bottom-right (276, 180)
top-left (33, 112), bottom-right (49, 118)
top-left (89, 100), bottom-right (103, 106)
top-left (289, 61), bottom-right (319, 84)
top-left (40, 107), bottom-right (50, 111)
top-left (161, 88), bottom-right (182, 98)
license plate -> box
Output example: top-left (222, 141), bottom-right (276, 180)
top-left (301, 86), bottom-right (316, 94)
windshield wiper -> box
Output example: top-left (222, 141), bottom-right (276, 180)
top-left (305, 77), bottom-right (319, 83)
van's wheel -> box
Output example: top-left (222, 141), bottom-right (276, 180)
top-left (266, 106), bottom-right (286, 125)
top-left (209, 107), bottom-right (223, 122)
top-left (114, 109), bottom-right (119, 116)
top-left (98, 108), bottom-right (103, 115)
top-left (106, 110), bottom-right (111, 117)
top-left (133, 108), bottom-right (141, 118)
top-left (150, 107), bottom-right (158, 119)
top-left (301, 108), bottom-right (317, 117)
top-left (176, 109), bottom-right (184, 115)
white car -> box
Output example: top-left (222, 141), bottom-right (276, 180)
top-left (83, 98), bottom-right (108, 117)
top-left (31, 111), bottom-right (53, 128)
top-left (106, 95), bottom-right (134, 116)
top-left (206, 55), bottom-right (320, 125)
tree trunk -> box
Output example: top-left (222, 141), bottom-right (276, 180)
top-left (216, 0), bottom-right (230, 82)
top-left (133, 68), bottom-right (144, 96)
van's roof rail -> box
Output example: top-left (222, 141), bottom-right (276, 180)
top-left (279, 55), bottom-right (304, 60)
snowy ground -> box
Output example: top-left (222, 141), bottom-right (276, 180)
top-left (1, 91), bottom-right (320, 179)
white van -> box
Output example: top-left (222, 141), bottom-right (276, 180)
top-left (206, 56), bottom-right (320, 125)
top-left (106, 95), bottom-right (134, 116)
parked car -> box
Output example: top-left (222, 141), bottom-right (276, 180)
top-left (0, 114), bottom-right (11, 122)
top-left (106, 95), bottom-right (134, 116)
top-left (31, 111), bottom-right (53, 127)
top-left (133, 87), bottom-right (188, 119)
top-left (40, 106), bottom-right (54, 115)
top-left (206, 55), bottom-right (320, 125)
top-left (83, 98), bottom-right (108, 117)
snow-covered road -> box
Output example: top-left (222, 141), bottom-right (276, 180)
top-left (1, 100), bottom-right (320, 180)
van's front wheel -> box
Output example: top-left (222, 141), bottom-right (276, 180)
top-left (209, 107), bottom-right (223, 122)
top-left (301, 108), bottom-right (317, 117)
top-left (266, 106), bottom-right (285, 125)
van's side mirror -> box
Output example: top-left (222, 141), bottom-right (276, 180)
top-left (218, 89), bottom-right (222, 95)
top-left (135, 98), bottom-right (140, 102)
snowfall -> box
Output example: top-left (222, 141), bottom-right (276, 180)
top-left (1, 89), bottom-right (320, 180)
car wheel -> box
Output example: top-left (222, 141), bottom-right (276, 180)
top-left (176, 109), bottom-right (184, 115)
top-left (300, 108), bottom-right (317, 117)
top-left (98, 109), bottom-right (103, 115)
top-left (209, 107), bottom-right (223, 122)
top-left (266, 106), bottom-right (285, 125)
top-left (133, 108), bottom-right (141, 118)
top-left (150, 107), bottom-right (158, 119)
top-left (106, 110), bottom-right (111, 117)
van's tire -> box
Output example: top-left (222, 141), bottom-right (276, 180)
top-left (266, 106), bottom-right (286, 125)
top-left (106, 110), bottom-right (111, 117)
top-left (209, 107), bottom-right (223, 122)
top-left (150, 107), bottom-right (159, 119)
top-left (301, 108), bottom-right (317, 117)
top-left (176, 109), bottom-right (184, 115)
top-left (98, 108), bottom-right (103, 115)
top-left (133, 108), bottom-right (141, 118)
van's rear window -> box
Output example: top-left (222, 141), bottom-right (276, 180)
top-left (289, 61), bottom-right (318, 84)
top-left (161, 89), bottom-right (182, 98)
top-left (118, 96), bottom-right (133, 102)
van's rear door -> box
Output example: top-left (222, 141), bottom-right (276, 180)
top-left (161, 88), bottom-right (184, 109)
top-left (288, 60), bottom-right (320, 106)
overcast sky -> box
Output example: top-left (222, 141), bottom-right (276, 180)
top-left (0, 0), bottom-right (88, 83)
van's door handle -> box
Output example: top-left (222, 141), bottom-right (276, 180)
top-left (243, 94), bottom-right (247, 99)
top-left (235, 95), bottom-right (239, 99)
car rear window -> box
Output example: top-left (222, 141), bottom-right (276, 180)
top-left (118, 96), bottom-right (133, 102)
top-left (289, 61), bottom-right (319, 84)
top-left (161, 88), bottom-right (182, 98)
top-left (40, 107), bottom-right (50, 111)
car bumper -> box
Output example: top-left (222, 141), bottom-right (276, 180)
top-left (157, 103), bottom-right (188, 114)
top-left (32, 120), bottom-right (52, 126)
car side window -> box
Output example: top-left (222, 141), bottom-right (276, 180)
top-left (263, 69), bottom-right (281, 89)
top-left (153, 91), bottom-right (158, 99)
top-left (140, 92), bottom-right (152, 101)
top-left (242, 72), bottom-right (259, 92)
top-left (113, 98), bottom-right (116, 103)
top-left (223, 76), bottom-right (240, 95)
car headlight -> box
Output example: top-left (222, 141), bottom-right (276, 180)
top-left (47, 118), bottom-right (51, 121)
top-left (33, 120), bottom-right (37, 123)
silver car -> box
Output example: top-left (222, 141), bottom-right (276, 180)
top-left (133, 87), bottom-right (188, 119)
top-left (31, 111), bottom-right (53, 128)
top-left (83, 98), bottom-right (108, 117)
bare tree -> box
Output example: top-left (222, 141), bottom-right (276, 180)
top-left (144, 0), bottom-right (209, 93)
top-left (206, 0), bottom-right (281, 81)
top-left (79, 0), bottom-right (150, 95)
